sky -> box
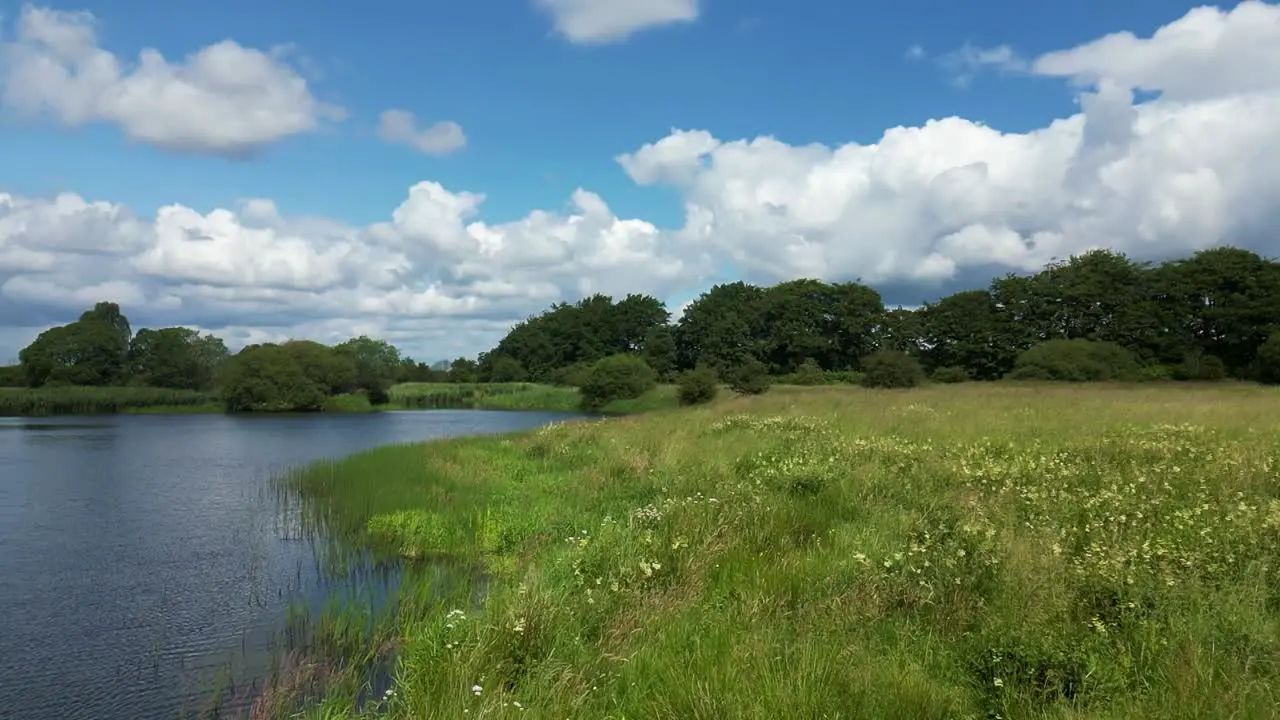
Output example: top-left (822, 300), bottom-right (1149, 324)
top-left (1, 0), bottom-right (1278, 364)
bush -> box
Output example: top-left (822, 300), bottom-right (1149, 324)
top-left (1134, 364), bottom-right (1177, 382)
top-left (824, 370), bottom-right (864, 385)
top-left (0, 364), bottom-right (25, 388)
top-left (859, 350), bottom-right (926, 389)
top-left (931, 366), bottom-right (971, 384)
top-left (676, 366), bottom-right (719, 406)
top-left (789, 358), bottom-right (825, 386)
top-left (1008, 339), bottom-right (1139, 382)
top-left (548, 361), bottom-right (594, 387)
top-left (724, 357), bottom-right (772, 395)
top-left (1257, 334), bottom-right (1280, 385)
top-left (1174, 353), bottom-right (1226, 382)
top-left (579, 354), bottom-right (657, 410)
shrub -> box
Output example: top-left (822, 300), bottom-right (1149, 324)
top-left (790, 358), bottom-right (825, 386)
top-left (1008, 339), bottom-right (1139, 382)
top-left (932, 366), bottom-right (971, 384)
top-left (0, 364), bottom-right (25, 388)
top-left (549, 361), bottom-right (594, 387)
top-left (859, 350), bottom-right (926, 389)
top-left (1175, 353), bottom-right (1227, 382)
top-left (1134, 364), bottom-right (1177, 382)
top-left (676, 365), bottom-right (719, 405)
top-left (724, 357), bottom-right (772, 395)
top-left (579, 354), bottom-right (657, 410)
top-left (824, 370), bottom-right (864, 385)
top-left (1257, 334), bottom-right (1280, 385)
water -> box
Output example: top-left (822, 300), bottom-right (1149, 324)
top-left (0, 410), bottom-right (580, 720)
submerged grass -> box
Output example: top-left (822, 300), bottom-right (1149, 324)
top-left (0, 386), bottom-right (219, 416)
top-left (268, 382), bottom-right (1280, 718)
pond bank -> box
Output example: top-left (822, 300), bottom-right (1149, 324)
top-left (273, 383), bottom-right (1280, 718)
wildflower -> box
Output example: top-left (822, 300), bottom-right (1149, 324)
top-left (472, 684), bottom-right (483, 696)
top-left (994, 678), bottom-right (1004, 688)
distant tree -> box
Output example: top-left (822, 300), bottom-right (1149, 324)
top-left (675, 282), bottom-right (767, 371)
top-left (487, 355), bottom-right (528, 383)
top-left (640, 324), bottom-right (678, 380)
top-left (859, 350), bottom-right (926, 388)
top-left (221, 344), bottom-right (327, 412)
top-left (19, 319), bottom-right (129, 387)
top-left (920, 290), bottom-right (1018, 380)
top-left (335, 335), bottom-right (402, 403)
top-left (790, 358), bottom-right (825, 385)
top-left (1255, 334), bottom-right (1280, 385)
top-left (448, 357), bottom-right (480, 383)
top-left (579, 354), bottom-right (657, 410)
top-left (128, 327), bottom-right (229, 390)
top-left (282, 340), bottom-right (358, 395)
top-left (931, 366), bottom-right (971, 384)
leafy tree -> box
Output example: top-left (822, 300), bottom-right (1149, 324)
top-left (448, 357), bottom-right (479, 383)
top-left (20, 320), bottom-right (129, 387)
top-left (674, 282), bottom-right (767, 371)
top-left (676, 365), bottom-right (719, 405)
top-left (859, 350), bottom-right (925, 388)
top-left (1255, 334), bottom-right (1280, 385)
top-left (487, 356), bottom-right (528, 383)
top-left (129, 327), bottom-right (228, 390)
top-left (640, 324), bottom-right (677, 379)
top-left (579, 354), bottom-right (657, 410)
top-left (221, 344), bottom-right (328, 412)
top-left (282, 340), bottom-right (358, 395)
top-left (1009, 339), bottom-right (1139, 382)
top-left (335, 335), bottom-right (402, 402)
top-left (724, 357), bottom-right (771, 395)
top-left (921, 290), bottom-right (1018, 379)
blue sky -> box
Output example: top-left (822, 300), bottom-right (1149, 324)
top-left (1, 0), bottom-right (1277, 362)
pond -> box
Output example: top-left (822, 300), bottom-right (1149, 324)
top-left (0, 410), bottom-right (581, 719)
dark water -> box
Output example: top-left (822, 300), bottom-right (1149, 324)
top-left (0, 410), bottom-right (580, 720)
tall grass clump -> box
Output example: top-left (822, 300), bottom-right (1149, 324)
top-left (0, 386), bottom-right (218, 416)
top-left (273, 382), bottom-right (1280, 718)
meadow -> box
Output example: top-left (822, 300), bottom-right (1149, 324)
top-left (260, 382), bottom-right (1280, 719)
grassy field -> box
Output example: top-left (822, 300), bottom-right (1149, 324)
top-left (0, 386), bottom-right (219, 416)
top-left (387, 382), bottom-right (679, 415)
top-left (263, 382), bottom-right (1280, 719)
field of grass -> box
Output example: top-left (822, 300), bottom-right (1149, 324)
top-left (0, 386), bottom-right (220, 416)
top-left (262, 382), bottom-right (1280, 719)
top-left (387, 382), bottom-right (679, 415)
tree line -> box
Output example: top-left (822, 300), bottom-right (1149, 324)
top-left (473, 246), bottom-right (1280, 386)
top-left (3, 245), bottom-right (1279, 410)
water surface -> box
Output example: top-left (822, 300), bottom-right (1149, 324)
top-left (0, 410), bottom-right (579, 720)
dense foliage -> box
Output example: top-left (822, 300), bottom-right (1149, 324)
top-left (578, 354), bottom-right (658, 410)
top-left (676, 366), bottom-right (719, 406)
top-left (477, 246), bottom-right (1280, 386)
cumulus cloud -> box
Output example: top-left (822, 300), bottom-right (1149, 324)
top-left (377, 109), bottom-right (466, 156)
top-left (534, 0), bottom-right (699, 43)
top-left (4, 2), bottom-right (1280, 361)
top-left (0, 4), bottom-right (342, 156)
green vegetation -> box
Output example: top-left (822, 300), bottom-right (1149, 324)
top-left (578, 354), bottom-right (657, 410)
top-left (11, 245), bottom-right (1280, 417)
top-left (262, 382), bottom-right (1280, 718)
top-left (387, 382), bottom-right (678, 415)
top-left (0, 386), bottom-right (217, 416)
top-left (675, 365), bottom-right (718, 405)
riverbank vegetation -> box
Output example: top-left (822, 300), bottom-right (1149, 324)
top-left (5, 246), bottom-right (1280, 415)
top-left (263, 382), bottom-right (1280, 718)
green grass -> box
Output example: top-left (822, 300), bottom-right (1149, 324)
top-left (386, 382), bottom-right (679, 415)
top-left (0, 386), bottom-right (219, 416)
top-left (261, 382), bottom-right (1280, 719)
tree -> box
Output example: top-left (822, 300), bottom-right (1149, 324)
top-left (221, 344), bottom-right (328, 412)
top-left (724, 357), bottom-right (771, 395)
top-left (859, 350), bottom-right (925, 388)
top-left (19, 320), bottom-right (129, 387)
top-left (920, 290), bottom-right (1018, 380)
top-left (1255, 334), bottom-right (1280, 385)
top-left (674, 282), bottom-right (767, 371)
top-left (335, 335), bottom-right (402, 402)
top-left (283, 340), bottom-right (358, 395)
top-left (487, 356), bottom-right (528, 383)
top-left (640, 324), bottom-right (677, 379)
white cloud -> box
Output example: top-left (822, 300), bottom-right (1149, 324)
top-left (377, 109), bottom-right (466, 156)
top-left (534, 0), bottom-right (698, 43)
top-left (937, 43), bottom-right (1028, 87)
top-left (4, 2), bottom-right (1280, 362)
top-left (0, 5), bottom-right (342, 155)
